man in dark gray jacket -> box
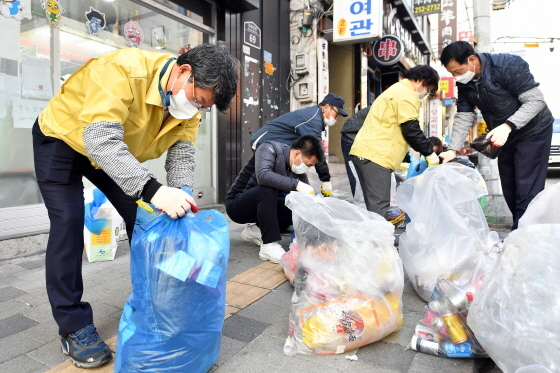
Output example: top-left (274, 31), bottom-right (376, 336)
top-left (439, 41), bottom-right (553, 229)
top-left (250, 93), bottom-right (348, 197)
top-left (226, 135), bottom-right (324, 263)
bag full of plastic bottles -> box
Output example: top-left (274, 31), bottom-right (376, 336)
top-left (395, 163), bottom-right (490, 301)
top-left (518, 182), bottom-right (560, 227)
top-left (283, 192), bottom-right (404, 356)
top-left (408, 232), bottom-right (501, 358)
top-left (467, 224), bottom-right (560, 373)
top-left (114, 200), bottom-right (230, 373)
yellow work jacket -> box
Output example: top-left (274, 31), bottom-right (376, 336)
top-left (350, 79), bottom-right (419, 171)
top-left (39, 48), bottom-right (201, 168)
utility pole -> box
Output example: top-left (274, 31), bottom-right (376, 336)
top-left (472, 0), bottom-right (513, 228)
top-left (473, 0), bottom-right (492, 52)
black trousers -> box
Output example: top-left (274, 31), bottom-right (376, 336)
top-left (225, 185), bottom-right (292, 244)
top-left (498, 127), bottom-right (552, 230)
top-left (341, 134), bottom-right (356, 196)
top-left (32, 120), bottom-right (138, 335)
top-left (350, 155), bottom-right (393, 218)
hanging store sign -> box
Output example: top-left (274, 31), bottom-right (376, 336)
top-left (438, 0), bottom-right (457, 55)
top-left (429, 99), bottom-right (442, 137)
top-left (372, 35), bottom-right (404, 66)
top-left (413, 0), bottom-right (442, 16)
top-left (333, 0), bottom-right (382, 44)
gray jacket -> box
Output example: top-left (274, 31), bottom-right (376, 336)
top-left (226, 141), bottom-right (309, 201)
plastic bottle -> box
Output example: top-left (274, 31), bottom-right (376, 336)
top-left (410, 335), bottom-right (486, 358)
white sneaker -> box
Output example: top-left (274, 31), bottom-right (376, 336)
top-left (241, 223), bottom-right (263, 246)
top-left (259, 242), bottom-right (286, 263)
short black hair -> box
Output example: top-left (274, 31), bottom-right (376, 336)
top-left (291, 135), bottom-right (325, 163)
top-left (404, 65), bottom-right (440, 92)
top-left (440, 41), bottom-right (475, 67)
top-left (177, 43), bottom-right (239, 112)
top-left (429, 136), bottom-right (443, 154)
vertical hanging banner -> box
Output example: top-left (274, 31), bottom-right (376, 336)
top-left (333, 0), bottom-right (382, 44)
top-left (317, 38), bottom-right (329, 162)
top-left (316, 38), bottom-right (329, 103)
top-left (438, 0), bottom-right (457, 56)
top-left (429, 99), bottom-right (442, 137)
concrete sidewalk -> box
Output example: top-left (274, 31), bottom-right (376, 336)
top-left (0, 163), bottom-right (502, 372)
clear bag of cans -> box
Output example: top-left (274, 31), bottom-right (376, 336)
top-left (467, 224), bottom-right (560, 372)
top-left (408, 232), bottom-right (501, 358)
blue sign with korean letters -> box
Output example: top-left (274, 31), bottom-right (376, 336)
top-left (333, 0), bottom-right (382, 44)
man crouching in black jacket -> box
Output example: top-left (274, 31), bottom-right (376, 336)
top-left (226, 135), bottom-right (324, 263)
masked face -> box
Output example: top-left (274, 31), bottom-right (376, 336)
top-left (323, 105), bottom-right (339, 127)
top-left (417, 88), bottom-right (428, 100)
top-left (168, 74), bottom-right (200, 119)
top-left (453, 59), bottom-right (475, 84)
top-left (291, 153), bottom-right (310, 174)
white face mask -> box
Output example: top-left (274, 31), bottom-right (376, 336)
top-left (417, 91), bottom-right (428, 100)
top-left (168, 74), bottom-right (200, 119)
top-left (291, 154), bottom-right (310, 174)
top-left (324, 117), bottom-right (337, 127)
top-left (454, 60), bottom-right (475, 84)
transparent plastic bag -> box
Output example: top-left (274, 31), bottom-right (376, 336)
top-left (283, 192), bottom-right (403, 355)
top-left (467, 224), bottom-right (560, 373)
top-left (518, 183), bottom-right (560, 227)
top-left (395, 163), bottom-right (490, 301)
top-left (409, 232), bottom-right (501, 358)
top-left (115, 203), bottom-right (230, 373)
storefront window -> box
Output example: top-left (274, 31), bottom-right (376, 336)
top-left (0, 0), bottom-right (212, 211)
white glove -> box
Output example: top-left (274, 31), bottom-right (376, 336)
top-left (296, 181), bottom-right (315, 194)
top-left (321, 181), bottom-right (333, 197)
top-left (425, 152), bottom-right (440, 166)
top-left (439, 150), bottom-right (457, 164)
top-left (486, 123), bottom-right (512, 147)
top-left (150, 186), bottom-right (197, 219)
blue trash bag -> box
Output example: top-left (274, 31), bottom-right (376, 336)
top-left (84, 188), bottom-right (109, 235)
top-left (114, 202), bottom-right (230, 373)
top-left (407, 155), bottom-right (428, 179)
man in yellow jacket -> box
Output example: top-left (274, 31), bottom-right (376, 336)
top-left (350, 65), bottom-right (440, 218)
top-left (32, 44), bottom-right (238, 368)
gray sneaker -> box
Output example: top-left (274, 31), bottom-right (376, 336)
top-left (241, 223), bottom-right (263, 246)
